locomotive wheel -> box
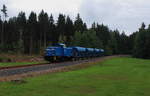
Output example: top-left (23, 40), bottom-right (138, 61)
top-left (49, 57), bottom-right (54, 62)
top-left (44, 56), bottom-right (55, 62)
top-left (44, 56), bottom-right (50, 61)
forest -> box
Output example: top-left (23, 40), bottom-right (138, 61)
top-left (0, 5), bottom-right (150, 59)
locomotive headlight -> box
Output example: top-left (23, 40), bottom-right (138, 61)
top-left (46, 49), bottom-right (50, 51)
top-left (101, 49), bottom-right (104, 52)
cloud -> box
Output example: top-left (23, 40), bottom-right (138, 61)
top-left (5, 0), bottom-right (83, 19)
top-left (80, 0), bottom-right (150, 34)
top-left (1, 0), bottom-right (150, 34)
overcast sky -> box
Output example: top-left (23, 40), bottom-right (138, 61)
top-left (0, 0), bottom-right (150, 35)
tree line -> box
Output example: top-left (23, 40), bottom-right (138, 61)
top-left (0, 7), bottom-right (149, 59)
top-left (0, 11), bottom-right (87, 54)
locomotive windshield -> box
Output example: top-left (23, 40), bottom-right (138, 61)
top-left (52, 43), bottom-right (66, 48)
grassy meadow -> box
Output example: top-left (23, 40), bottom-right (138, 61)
top-left (0, 62), bottom-right (45, 67)
top-left (0, 57), bottom-right (150, 96)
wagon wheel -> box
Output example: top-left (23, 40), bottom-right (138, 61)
top-left (72, 49), bottom-right (79, 60)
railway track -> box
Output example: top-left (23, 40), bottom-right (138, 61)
top-left (0, 55), bottom-right (126, 80)
top-left (0, 58), bottom-right (98, 78)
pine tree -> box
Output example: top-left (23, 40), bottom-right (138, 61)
top-left (6, 17), bottom-right (18, 52)
top-left (96, 24), bottom-right (110, 49)
top-left (128, 32), bottom-right (138, 54)
top-left (65, 16), bottom-right (74, 45)
top-left (0, 16), bottom-right (2, 46)
top-left (108, 31), bottom-right (118, 54)
top-left (91, 22), bottom-right (96, 30)
top-left (48, 14), bottom-right (56, 44)
top-left (113, 29), bottom-right (122, 54)
top-left (120, 32), bottom-right (129, 54)
top-left (57, 14), bottom-right (66, 42)
top-left (1, 4), bottom-right (8, 46)
top-left (17, 12), bottom-right (27, 53)
top-left (28, 12), bottom-right (37, 54)
top-left (134, 23), bottom-right (147, 58)
top-left (38, 10), bottom-right (49, 49)
top-left (146, 25), bottom-right (150, 58)
top-left (74, 14), bottom-right (85, 33)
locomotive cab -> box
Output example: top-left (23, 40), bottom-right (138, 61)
top-left (52, 43), bottom-right (66, 48)
top-left (44, 43), bottom-right (66, 62)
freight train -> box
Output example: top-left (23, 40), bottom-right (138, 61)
top-left (44, 43), bottom-right (104, 62)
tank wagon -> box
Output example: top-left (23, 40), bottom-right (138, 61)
top-left (44, 43), bottom-right (104, 62)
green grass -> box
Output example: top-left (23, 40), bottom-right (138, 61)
top-left (1, 57), bottom-right (150, 96)
top-left (0, 62), bottom-right (45, 67)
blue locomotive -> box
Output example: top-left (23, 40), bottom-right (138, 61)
top-left (44, 43), bottom-right (104, 62)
